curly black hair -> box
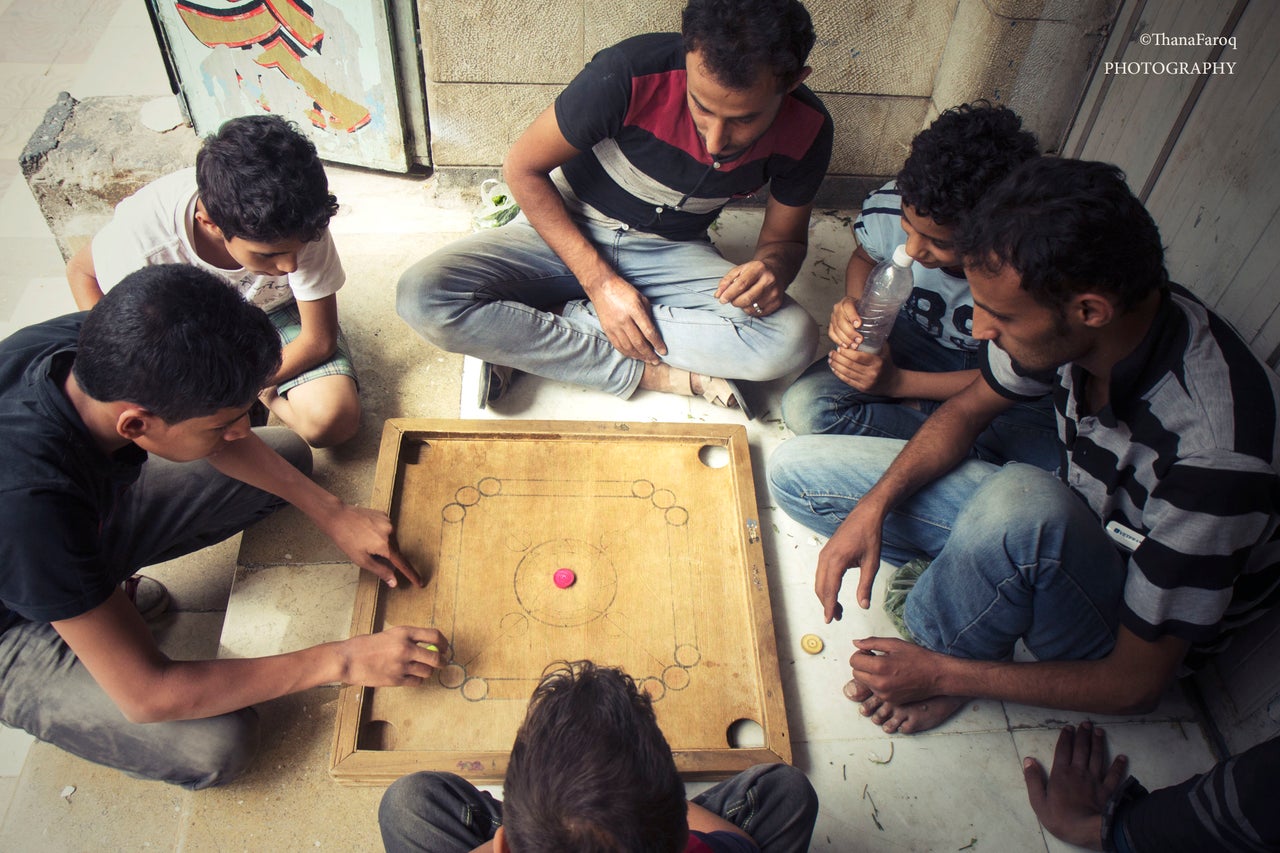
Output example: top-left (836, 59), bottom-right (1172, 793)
top-left (957, 158), bottom-right (1168, 312)
top-left (196, 114), bottom-right (338, 243)
top-left (681, 0), bottom-right (815, 90)
top-left (896, 101), bottom-right (1040, 227)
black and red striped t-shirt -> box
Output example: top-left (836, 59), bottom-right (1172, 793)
top-left (552, 33), bottom-right (833, 241)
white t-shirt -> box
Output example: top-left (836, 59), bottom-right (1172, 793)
top-left (91, 168), bottom-right (344, 313)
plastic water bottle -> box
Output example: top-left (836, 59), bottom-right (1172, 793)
top-left (855, 244), bottom-right (914, 354)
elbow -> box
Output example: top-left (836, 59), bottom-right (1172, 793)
top-left (118, 695), bottom-right (177, 725)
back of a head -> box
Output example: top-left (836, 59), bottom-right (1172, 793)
top-left (195, 114), bottom-right (338, 243)
top-left (956, 157), bottom-right (1168, 312)
top-left (681, 0), bottom-right (815, 90)
top-left (502, 662), bottom-right (688, 852)
top-left (74, 264), bottom-right (280, 423)
top-left (896, 101), bottom-right (1040, 227)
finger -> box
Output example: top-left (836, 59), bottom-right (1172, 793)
top-left (403, 626), bottom-right (448, 654)
top-left (613, 322), bottom-right (656, 363)
top-left (716, 270), bottom-right (751, 302)
top-left (367, 554), bottom-right (401, 588)
top-left (855, 548), bottom-right (880, 609)
top-left (632, 309), bottom-right (667, 357)
top-left (1087, 724), bottom-right (1106, 776)
top-left (1072, 721), bottom-right (1094, 767)
top-left (1022, 756), bottom-right (1049, 816)
top-left (1052, 724), bottom-right (1076, 772)
top-left (815, 564), bottom-right (845, 624)
top-left (382, 547), bottom-right (423, 588)
top-left (1101, 755), bottom-right (1128, 795)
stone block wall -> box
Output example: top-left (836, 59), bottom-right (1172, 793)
top-left (417, 0), bottom-right (1120, 197)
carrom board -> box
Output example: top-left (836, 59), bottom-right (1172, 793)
top-left (330, 419), bottom-right (789, 785)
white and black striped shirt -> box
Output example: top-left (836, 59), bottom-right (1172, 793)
top-left (982, 285), bottom-right (1280, 668)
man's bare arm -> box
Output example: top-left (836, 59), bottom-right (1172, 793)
top-left (53, 591), bottom-right (446, 723)
top-left (815, 377), bottom-right (1013, 620)
top-left (66, 244), bottom-right (105, 311)
top-left (853, 628), bottom-right (1187, 716)
top-left (503, 105), bottom-right (666, 363)
top-left (714, 196), bottom-right (812, 316)
top-left (271, 294), bottom-right (340, 386)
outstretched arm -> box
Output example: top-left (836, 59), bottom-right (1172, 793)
top-left (208, 432), bottom-right (421, 588)
top-left (53, 590), bottom-right (446, 723)
top-left (851, 627), bottom-right (1188, 716)
top-left (503, 105), bottom-right (666, 364)
top-left (66, 244), bottom-right (105, 311)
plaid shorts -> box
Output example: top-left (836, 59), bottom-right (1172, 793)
top-left (268, 301), bottom-right (358, 396)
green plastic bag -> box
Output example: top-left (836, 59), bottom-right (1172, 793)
top-left (472, 178), bottom-right (521, 230)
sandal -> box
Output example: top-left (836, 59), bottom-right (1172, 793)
top-left (697, 375), bottom-right (754, 420)
top-left (477, 361), bottom-right (515, 409)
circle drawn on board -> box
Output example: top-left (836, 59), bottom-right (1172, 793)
top-left (438, 664), bottom-right (466, 689)
top-left (514, 539), bottom-right (617, 627)
top-left (477, 476), bottom-right (502, 496)
top-left (662, 664), bottom-right (691, 691)
top-left (441, 502), bottom-right (466, 523)
top-left (631, 479), bottom-right (656, 499)
top-left (455, 485), bottom-right (481, 506)
top-left (674, 643), bottom-right (701, 668)
top-left (652, 488), bottom-right (677, 509)
top-left (639, 677), bottom-right (666, 702)
top-left (664, 506), bottom-right (689, 527)
top-left (461, 677), bottom-right (489, 702)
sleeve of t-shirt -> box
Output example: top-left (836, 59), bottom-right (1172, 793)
top-left (980, 340), bottom-right (1056, 401)
top-left (285, 229), bottom-right (346, 302)
top-left (0, 491), bottom-right (116, 623)
top-left (1120, 450), bottom-right (1278, 646)
top-left (553, 42), bottom-right (634, 152)
top-left (89, 202), bottom-right (164, 292)
top-left (852, 181), bottom-right (904, 264)
top-left (764, 100), bottom-right (833, 208)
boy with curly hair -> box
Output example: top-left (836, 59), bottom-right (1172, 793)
top-left (780, 102), bottom-right (1058, 471)
top-left (66, 114), bottom-right (359, 448)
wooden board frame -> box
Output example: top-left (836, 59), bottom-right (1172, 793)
top-left (331, 419), bottom-right (789, 785)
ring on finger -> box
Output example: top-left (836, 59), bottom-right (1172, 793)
top-left (751, 301), bottom-right (763, 315)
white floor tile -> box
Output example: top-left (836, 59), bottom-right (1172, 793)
top-left (0, 726), bottom-right (33, 778)
top-left (218, 564), bottom-right (361, 661)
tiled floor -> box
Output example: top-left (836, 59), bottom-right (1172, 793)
top-left (0, 2), bottom-right (1219, 851)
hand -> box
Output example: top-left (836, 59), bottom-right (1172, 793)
top-left (815, 505), bottom-right (885, 620)
top-left (828, 342), bottom-right (900, 395)
top-left (320, 505), bottom-right (423, 588)
top-left (715, 260), bottom-right (786, 317)
top-left (828, 296), bottom-right (863, 348)
top-left (337, 626), bottom-right (448, 687)
top-left (590, 275), bottom-right (667, 363)
top-left (849, 636), bottom-right (946, 704)
top-left (1023, 722), bottom-right (1128, 851)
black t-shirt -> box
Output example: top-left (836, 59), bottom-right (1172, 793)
top-left (0, 313), bottom-right (146, 631)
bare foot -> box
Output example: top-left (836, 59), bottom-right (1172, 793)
top-left (841, 650), bottom-right (878, 702)
top-left (859, 693), bottom-right (969, 734)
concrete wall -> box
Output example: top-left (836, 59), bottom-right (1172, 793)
top-left (417, 0), bottom-right (1120, 198)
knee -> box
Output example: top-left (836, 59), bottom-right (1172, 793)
top-left (961, 463), bottom-right (1071, 534)
top-left (780, 367), bottom-right (841, 435)
top-left (741, 306), bottom-right (817, 381)
top-left (396, 256), bottom-right (463, 346)
top-left (758, 763), bottom-right (818, 820)
top-left (175, 708), bottom-right (259, 789)
top-left (379, 772), bottom-right (467, 842)
top-left (288, 394), bottom-right (362, 449)
top-left (256, 427), bottom-right (313, 476)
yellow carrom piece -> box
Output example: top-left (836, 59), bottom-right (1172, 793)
top-left (330, 419), bottom-right (790, 785)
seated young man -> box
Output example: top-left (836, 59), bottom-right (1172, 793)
top-left (379, 661), bottom-right (818, 852)
top-left (769, 158), bottom-right (1280, 734)
top-left (397, 0), bottom-right (833, 416)
top-left (65, 114), bottom-right (360, 447)
top-left (0, 265), bottom-right (443, 789)
top-left (781, 101), bottom-right (1058, 472)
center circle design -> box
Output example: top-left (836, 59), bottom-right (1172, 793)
top-left (514, 539), bottom-right (617, 627)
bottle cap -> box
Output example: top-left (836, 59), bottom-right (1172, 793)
top-left (892, 244), bottom-right (913, 268)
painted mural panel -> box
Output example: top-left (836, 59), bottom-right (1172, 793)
top-left (151, 0), bottom-right (408, 172)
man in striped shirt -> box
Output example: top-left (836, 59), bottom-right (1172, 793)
top-left (397, 0), bottom-right (833, 415)
top-left (769, 157), bottom-right (1280, 733)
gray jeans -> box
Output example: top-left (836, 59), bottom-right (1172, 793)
top-left (0, 428), bottom-right (311, 789)
top-left (378, 763), bottom-right (818, 853)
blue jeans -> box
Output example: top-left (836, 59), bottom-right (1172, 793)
top-left (767, 436), bottom-right (1124, 662)
top-left (0, 428), bottom-right (311, 789)
top-left (379, 763), bottom-right (818, 853)
top-left (396, 221), bottom-right (817, 397)
top-left (780, 319), bottom-right (1062, 472)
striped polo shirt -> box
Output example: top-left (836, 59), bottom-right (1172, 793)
top-left (551, 33), bottom-right (833, 242)
top-left (982, 285), bottom-right (1280, 668)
